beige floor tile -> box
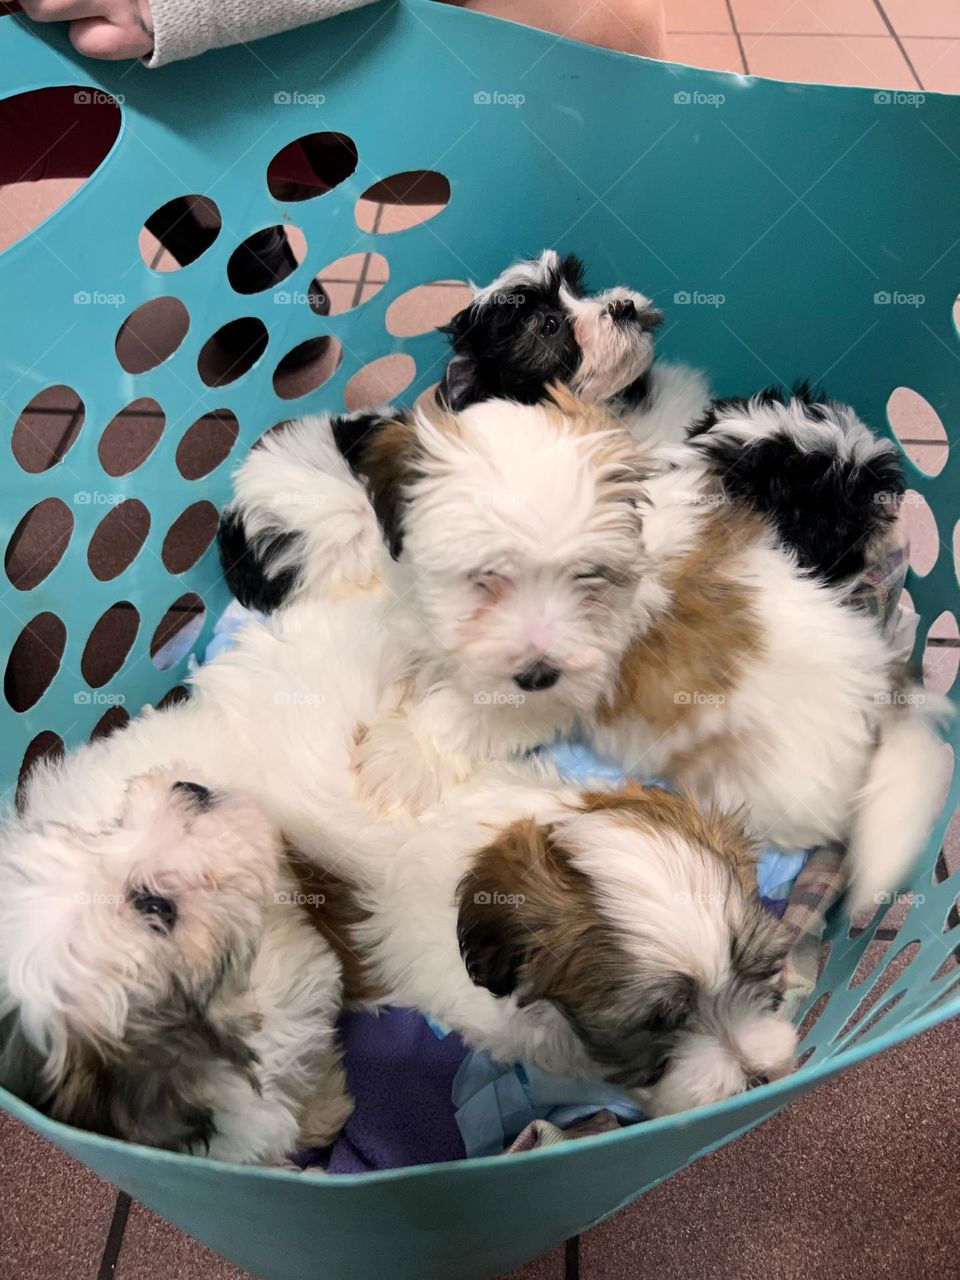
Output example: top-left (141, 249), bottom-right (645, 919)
top-left (904, 37), bottom-right (960, 92)
top-left (734, 0), bottom-right (886, 36)
top-left (881, 0), bottom-right (960, 38)
top-left (666, 0), bottom-right (732, 33)
top-left (667, 31), bottom-right (745, 71)
top-left (386, 281), bottom-right (472, 337)
top-left (743, 33), bottom-right (916, 86)
top-left (0, 178), bottom-right (85, 254)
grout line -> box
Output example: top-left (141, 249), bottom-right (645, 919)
top-left (871, 0), bottom-right (925, 88)
top-left (565, 1235), bottom-right (581, 1280)
top-left (928, 638), bottom-right (960, 648)
top-left (723, 0), bottom-right (750, 73)
top-left (670, 30), bottom-right (954, 39)
top-left (96, 1191), bottom-right (132, 1280)
top-left (352, 250), bottom-right (375, 310)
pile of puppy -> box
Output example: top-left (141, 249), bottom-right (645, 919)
top-left (0, 251), bottom-right (946, 1166)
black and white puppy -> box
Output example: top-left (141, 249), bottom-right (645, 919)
top-left (438, 250), bottom-right (904, 586)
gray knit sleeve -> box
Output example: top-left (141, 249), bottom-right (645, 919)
top-left (143, 0), bottom-right (383, 68)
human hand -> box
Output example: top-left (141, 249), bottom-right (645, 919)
top-left (18, 0), bottom-right (154, 60)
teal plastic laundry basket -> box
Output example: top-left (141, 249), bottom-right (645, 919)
top-left (1, 3), bottom-right (959, 1277)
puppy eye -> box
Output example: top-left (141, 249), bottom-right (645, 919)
top-left (541, 314), bottom-right (561, 336)
top-left (470, 570), bottom-right (506, 595)
top-left (575, 566), bottom-right (626, 588)
top-left (132, 891), bottom-right (178, 933)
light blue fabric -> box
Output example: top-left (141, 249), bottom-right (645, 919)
top-left (453, 1053), bottom-right (644, 1159)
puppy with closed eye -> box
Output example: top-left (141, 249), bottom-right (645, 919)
top-left (0, 767), bottom-right (353, 1163)
top-left (302, 764), bottom-right (798, 1117)
top-left (323, 387), bottom-right (945, 916)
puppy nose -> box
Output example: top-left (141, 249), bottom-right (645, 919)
top-left (607, 298), bottom-right (636, 322)
top-left (514, 661), bottom-right (561, 692)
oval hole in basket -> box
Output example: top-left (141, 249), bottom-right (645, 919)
top-left (175, 409), bottom-right (239, 480)
top-left (116, 297), bottom-right (190, 374)
top-left (139, 194), bottom-right (221, 271)
top-left (838, 990), bottom-right (907, 1051)
top-left (930, 901), bottom-right (960, 982)
top-left (90, 705), bottom-right (130, 742)
top-left (0, 87), bottom-right (121, 255)
top-left (887, 387), bottom-right (948, 476)
top-left (273, 337), bottom-right (343, 401)
top-left (150, 593), bottom-right (206, 671)
top-left (198, 317), bottom-right (268, 387)
top-left (848, 896), bottom-right (918, 989)
top-left (227, 225), bottom-right (306, 295)
top-left (16, 730), bottom-right (66, 812)
top-left (267, 132), bottom-right (358, 202)
top-left (386, 280), bottom-right (472, 337)
top-left (98, 397), bottom-right (165, 477)
top-left (316, 252), bottom-right (389, 315)
top-left (343, 354), bottom-right (416, 412)
top-left (923, 610), bottom-right (960, 695)
top-left (355, 171), bottom-right (450, 234)
top-left (87, 499), bottom-right (151, 581)
top-left (834, 942), bottom-right (920, 1041)
top-left (156, 684), bottom-right (190, 711)
top-left (161, 502), bottom-right (219, 574)
top-left (414, 383), bottom-right (440, 415)
top-left (900, 490), bottom-right (939, 577)
top-left (4, 612), bottom-right (66, 713)
top-left (80, 602), bottom-right (139, 689)
top-left (6, 498), bottom-right (74, 591)
top-left (796, 990), bottom-right (831, 1045)
top-left (932, 803), bottom-right (960, 885)
top-left (11, 385), bottom-right (84, 473)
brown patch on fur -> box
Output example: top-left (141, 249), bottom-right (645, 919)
top-left (353, 415), bottom-right (421, 559)
top-left (457, 817), bottom-right (616, 1002)
top-left (600, 504), bottom-right (767, 740)
top-left (285, 847), bottom-right (382, 1002)
top-left (544, 382), bottom-right (626, 435)
top-left (577, 783), bottom-right (758, 894)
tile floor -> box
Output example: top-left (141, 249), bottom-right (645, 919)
top-left (2, 2), bottom-right (960, 1279)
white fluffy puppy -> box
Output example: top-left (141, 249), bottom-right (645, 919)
top-left (0, 767), bottom-right (352, 1163)
top-left (297, 388), bottom-right (944, 916)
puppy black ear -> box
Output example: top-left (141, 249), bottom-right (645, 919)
top-left (456, 818), bottom-right (553, 998)
top-left (330, 409), bottom-right (420, 559)
top-left (437, 351), bottom-right (482, 410)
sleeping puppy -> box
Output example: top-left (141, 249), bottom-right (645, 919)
top-left (333, 388), bottom-right (945, 916)
top-left (0, 767), bottom-right (352, 1163)
top-left (301, 765), bottom-right (798, 1117)
top-left (218, 251), bottom-right (902, 613)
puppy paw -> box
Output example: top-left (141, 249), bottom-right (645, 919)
top-left (297, 1058), bottom-right (355, 1148)
top-left (351, 713), bottom-right (453, 819)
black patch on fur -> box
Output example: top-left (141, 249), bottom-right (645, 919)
top-left (217, 507), bottom-right (300, 613)
top-left (331, 409), bottom-right (417, 559)
top-left (173, 780), bottom-right (213, 809)
top-left (438, 254), bottom-right (587, 410)
top-left (691, 386), bottom-right (905, 584)
top-left (456, 877), bottom-right (529, 998)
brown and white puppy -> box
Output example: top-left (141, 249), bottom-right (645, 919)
top-left (302, 766), bottom-right (798, 1117)
top-left (0, 769), bottom-right (352, 1163)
